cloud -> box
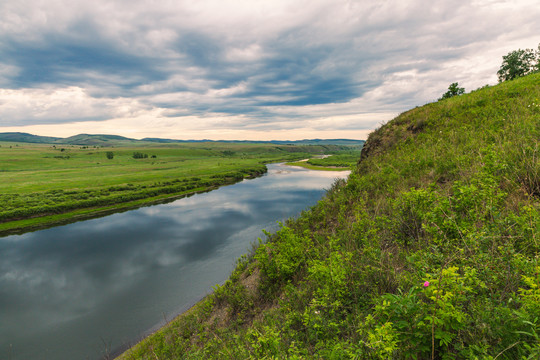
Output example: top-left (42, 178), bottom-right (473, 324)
top-left (0, 87), bottom-right (149, 125)
top-left (0, 0), bottom-right (539, 138)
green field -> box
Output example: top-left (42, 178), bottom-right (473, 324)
top-left (0, 141), bottom-right (358, 234)
top-left (286, 152), bottom-right (362, 170)
top-left (120, 73), bottom-right (540, 359)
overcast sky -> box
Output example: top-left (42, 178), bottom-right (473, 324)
top-left (0, 0), bottom-right (538, 140)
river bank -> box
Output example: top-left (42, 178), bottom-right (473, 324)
top-left (0, 168), bottom-right (265, 236)
top-left (0, 155), bottom-right (353, 236)
top-left (0, 141), bottom-right (361, 236)
top-left (0, 163), bottom-right (350, 360)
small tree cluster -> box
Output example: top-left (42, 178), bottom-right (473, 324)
top-left (132, 152), bottom-right (148, 159)
top-left (497, 44), bottom-right (540, 82)
top-left (106, 151), bottom-right (114, 160)
top-left (439, 82), bottom-right (465, 101)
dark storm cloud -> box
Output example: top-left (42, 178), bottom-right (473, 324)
top-left (2, 33), bottom-right (167, 90)
top-left (158, 32), bottom-right (367, 108)
top-left (1, 8), bottom-right (369, 106)
top-left (0, 4), bottom-right (431, 113)
top-left (175, 32), bottom-right (225, 70)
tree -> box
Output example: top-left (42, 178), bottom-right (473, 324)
top-left (497, 46), bottom-right (538, 82)
top-left (439, 82), bottom-right (465, 101)
top-left (536, 43), bottom-right (540, 72)
top-left (132, 152), bottom-right (148, 159)
top-left (106, 151), bottom-right (114, 160)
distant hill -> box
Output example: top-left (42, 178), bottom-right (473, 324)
top-left (142, 138), bottom-right (365, 146)
top-left (268, 139), bottom-right (365, 146)
top-left (0, 132), bottom-right (365, 147)
top-left (61, 134), bottom-right (136, 146)
top-left (0, 133), bottom-right (140, 147)
top-left (0, 132), bottom-right (61, 144)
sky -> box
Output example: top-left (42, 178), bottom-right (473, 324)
top-left (0, 0), bottom-right (539, 141)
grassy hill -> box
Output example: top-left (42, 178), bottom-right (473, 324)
top-left (61, 133), bottom-right (137, 146)
top-left (119, 72), bottom-right (540, 359)
top-left (0, 132), bottom-right (138, 146)
top-left (0, 132), bottom-right (61, 143)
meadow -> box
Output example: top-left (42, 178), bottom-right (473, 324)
top-left (287, 151), bottom-right (362, 170)
top-left (0, 141), bottom-right (356, 234)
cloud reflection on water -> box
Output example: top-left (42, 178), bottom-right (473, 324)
top-left (0, 164), bottom-right (349, 360)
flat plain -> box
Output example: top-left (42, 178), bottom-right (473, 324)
top-left (0, 141), bottom-right (359, 234)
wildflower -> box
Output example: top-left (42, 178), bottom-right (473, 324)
top-left (423, 281), bottom-right (430, 287)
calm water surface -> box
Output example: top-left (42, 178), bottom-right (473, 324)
top-left (0, 163), bottom-right (349, 360)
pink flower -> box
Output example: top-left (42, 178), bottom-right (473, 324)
top-left (423, 281), bottom-right (430, 287)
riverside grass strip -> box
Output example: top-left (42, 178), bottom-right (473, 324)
top-left (0, 141), bottom-right (358, 234)
top-left (286, 152), bottom-right (361, 171)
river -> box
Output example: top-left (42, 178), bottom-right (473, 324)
top-left (0, 163), bottom-right (349, 360)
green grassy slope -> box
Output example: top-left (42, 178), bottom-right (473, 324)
top-left (120, 74), bottom-right (540, 359)
top-left (0, 132), bottom-right (61, 143)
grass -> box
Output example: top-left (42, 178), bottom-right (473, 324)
top-left (0, 141), bottom-right (354, 234)
top-left (285, 161), bottom-right (351, 171)
top-left (286, 152), bottom-right (362, 171)
top-left (118, 73), bottom-right (540, 359)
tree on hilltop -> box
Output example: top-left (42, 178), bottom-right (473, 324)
top-left (439, 82), bottom-right (465, 101)
top-left (497, 45), bottom-right (539, 82)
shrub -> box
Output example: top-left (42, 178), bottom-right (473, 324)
top-left (132, 152), bottom-right (148, 159)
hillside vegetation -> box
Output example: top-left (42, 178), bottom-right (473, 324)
top-left (120, 73), bottom-right (540, 359)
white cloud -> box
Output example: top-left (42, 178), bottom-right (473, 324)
top-left (225, 44), bottom-right (264, 63)
top-left (0, 87), bottom-right (148, 125)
